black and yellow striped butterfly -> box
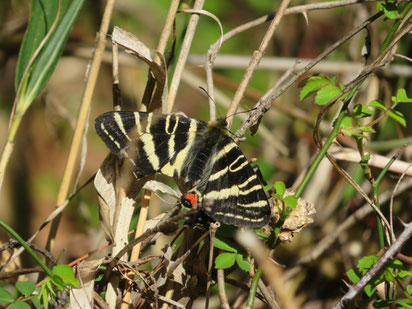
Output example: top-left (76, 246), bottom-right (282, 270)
top-left (95, 111), bottom-right (270, 228)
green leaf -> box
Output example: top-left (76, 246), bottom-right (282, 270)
top-left (380, 2), bottom-right (399, 19)
top-left (383, 267), bottom-right (396, 282)
top-left (358, 255), bottom-right (379, 274)
top-left (16, 0), bottom-right (85, 114)
top-left (254, 229), bottom-right (269, 241)
top-left (15, 281), bottom-right (36, 297)
top-left (15, 0), bottom-right (69, 90)
top-left (284, 195), bottom-right (297, 209)
top-left (364, 284), bottom-right (376, 297)
top-left (10, 301), bottom-right (31, 309)
top-left (353, 104), bottom-right (373, 118)
top-left (342, 126), bottom-right (376, 137)
top-left (31, 294), bottom-right (43, 309)
top-left (373, 299), bottom-right (394, 308)
top-left (214, 237), bottom-right (237, 253)
top-left (395, 298), bottom-right (412, 308)
top-left (273, 181), bottom-right (286, 197)
top-left (315, 85), bottom-right (342, 105)
top-left (407, 285), bottom-right (412, 295)
top-left (0, 287), bottom-right (14, 303)
top-left (215, 252), bottom-right (236, 269)
top-left (369, 100), bottom-right (387, 111)
top-left (398, 270), bottom-right (412, 279)
top-left (388, 110), bottom-right (406, 127)
top-left (52, 264), bottom-right (79, 288)
top-left (299, 76), bottom-right (331, 101)
top-left (339, 114), bottom-right (353, 129)
top-left (346, 269), bottom-right (360, 284)
top-left (42, 285), bottom-right (49, 309)
top-left (236, 254), bottom-right (251, 272)
top-left (95, 273), bottom-right (104, 282)
top-left (396, 89), bottom-right (412, 103)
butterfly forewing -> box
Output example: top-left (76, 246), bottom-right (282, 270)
top-left (95, 111), bottom-right (204, 179)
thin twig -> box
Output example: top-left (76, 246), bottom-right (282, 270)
top-left (217, 269), bottom-right (230, 309)
top-left (46, 0), bottom-right (116, 253)
top-left (221, 0), bottom-right (370, 44)
top-left (389, 161), bottom-right (412, 241)
top-left (226, 0), bottom-right (291, 128)
top-left (258, 280), bottom-right (280, 309)
top-left (205, 222), bottom-right (219, 309)
top-left (167, 0), bottom-right (205, 113)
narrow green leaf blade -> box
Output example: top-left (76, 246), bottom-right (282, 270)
top-left (15, 0), bottom-right (68, 90)
top-left (20, 0), bottom-right (84, 112)
top-left (214, 237), bottom-right (237, 253)
top-left (369, 100), bottom-right (386, 111)
top-left (388, 110), bottom-right (406, 127)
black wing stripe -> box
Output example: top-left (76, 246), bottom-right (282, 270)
top-left (95, 112), bottom-right (130, 153)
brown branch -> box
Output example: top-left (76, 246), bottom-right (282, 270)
top-left (333, 221), bottom-right (412, 309)
top-left (217, 269), bottom-right (230, 309)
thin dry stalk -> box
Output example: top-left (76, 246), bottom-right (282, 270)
top-left (122, 2), bottom-right (180, 306)
top-left (217, 269), bottom-right (230, 309)
top-left (205, 222), bottom-right (219, 309)
top-left (221, 0), bottom-right (369, 44)
top-left (45, 0), bottom-right (116, 253)
top-left (226, 0), bottom-right (291, 128)
top-left (167, 0), bottom-right (205, 113)
top-left (120, 190), bottom-right (150, 308)
top-left (389, 163), bottom-right (412, 241)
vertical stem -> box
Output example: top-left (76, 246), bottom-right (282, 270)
top-left (45, 0), bottom-right (116, 253)
top-left (167, 0), bottom-right (205, 113)
top-left (0, 112), bottom-right (23, 190)
top-left (245, 266), bottom-right (263, 309)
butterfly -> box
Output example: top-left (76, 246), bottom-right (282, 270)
top-left (95, 111), bottom-right (271, 228)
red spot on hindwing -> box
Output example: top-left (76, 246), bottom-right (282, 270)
top-left (182, 192), bottom-right (198, 209)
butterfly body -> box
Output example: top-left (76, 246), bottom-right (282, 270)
top-left (95, 111), bottom-right (270, 228)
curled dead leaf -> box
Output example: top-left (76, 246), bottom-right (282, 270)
top-left (273, 189), bottom-right (316, 242)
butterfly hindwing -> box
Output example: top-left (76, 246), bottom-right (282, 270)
top-left (199, 137), bottom-right (271, 228)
